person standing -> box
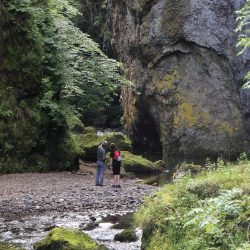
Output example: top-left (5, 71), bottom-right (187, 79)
top-left (96, 141), bottom-right (107, 186)
top-left (110, 143), bottom-right (122, 188)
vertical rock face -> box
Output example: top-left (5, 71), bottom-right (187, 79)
top-left (107, 0), bottom-right (250, 162)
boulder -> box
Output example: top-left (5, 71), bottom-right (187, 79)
top-left (114, 228), bottom-right (138, 242)
top-left (121, 151), bottom-right (163, 174)
top-left (33, 227), bottom-right (107, 250)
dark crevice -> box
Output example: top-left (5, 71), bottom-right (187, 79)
top-left (132, 98), bottom-right (162, 161)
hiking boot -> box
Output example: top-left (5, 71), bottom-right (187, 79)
top-left (112, 184), bottom-right (116, 188)
top-left (117, 185), bottom-right (121, 188)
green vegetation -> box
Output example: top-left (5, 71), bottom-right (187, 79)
top-left (72, 129), bottom-right (132, 161)
top-left (175, 162), bottom-right (203, 175)
top-left (72, 127), bottom-right (162, 175)
top-left (0, 242), bottom-right (24, 250)
top-left (0, 0), bottom-right (128, 173)
top-left (236, 0), bottom-right (250, 87)
top-left (75, 0), bottom-right (110, 48)
top-left (33, 227), bottom-right (107, 250)
top-left (135, 159), bottom-right (250, 250)
top-left (114, 229), bottom-right (138, 242)
top-left (122, 151), bottom-right (164, 174)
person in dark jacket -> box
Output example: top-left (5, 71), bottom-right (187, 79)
top-left (110, 143), bottom-right (122, 188)
top-left (96, 140), bottom-right (107, 186)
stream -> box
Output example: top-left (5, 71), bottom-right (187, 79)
top-left (0, 211), bottom-right (142, 250)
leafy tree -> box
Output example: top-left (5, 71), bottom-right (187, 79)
top-left (0, 0), bottom-right (128, 172)
top-left (236, 0), bottom-right (250, 87)
top-left (44, 0), bottom-right (128, 126)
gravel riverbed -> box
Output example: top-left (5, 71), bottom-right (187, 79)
top-left (0, 164), bottom-right (157, 249)
top-left (0, 167), bottom-right (157, 219)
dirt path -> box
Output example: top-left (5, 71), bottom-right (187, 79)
top-left (0, 163), bottom-right (156, 219)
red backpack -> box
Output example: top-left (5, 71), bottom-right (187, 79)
top-left (113, 150), bottom-right (122, 161)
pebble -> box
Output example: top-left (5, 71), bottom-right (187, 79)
top-left (0, 172), bottom-right (157, 220)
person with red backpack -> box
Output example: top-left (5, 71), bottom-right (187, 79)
top-left (110, 143), bottom-right (122, 188)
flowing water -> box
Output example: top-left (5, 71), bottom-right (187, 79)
top-left (0, 211), bottom-right (142, 250)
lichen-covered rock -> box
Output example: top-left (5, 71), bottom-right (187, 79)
top-left (105, 0), bottom-right (250, 162)
top-left (114, 228), bottom-right (138, 242)
top-left (33, 227), bottom-right (107, 250)
top-left (122, 151), bottom-right (163, 174)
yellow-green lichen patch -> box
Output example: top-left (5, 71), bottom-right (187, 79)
top-left (33, 227), bottom-right (107, 250)
top-left (174, 99), bottom-right (212, 129)
top-left (216, 121), bottom-right (236, 136)
top-left (152, 70), bottom-right (178, 91)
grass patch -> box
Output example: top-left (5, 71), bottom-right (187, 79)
top-left (135, 161), bottom-right (250, 250)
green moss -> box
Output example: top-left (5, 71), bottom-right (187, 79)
top-left (0, 242), bottom-right (24, 250)
top-left (135, 161), bottom-right (250, 250)
top-left (33, 227), bottom-right (107, 250)
top-left (114, 229), bottom-right (138, 242)
top-left (122, 151), bottom-right (163, 174)
top-left (84, 127), bottom-right (96, 134)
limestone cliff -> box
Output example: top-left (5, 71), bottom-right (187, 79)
top-left (104, 0), bottom-right (250, 162)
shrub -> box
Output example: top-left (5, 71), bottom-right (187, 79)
top-left (135, 161), bottom-right (250, 250)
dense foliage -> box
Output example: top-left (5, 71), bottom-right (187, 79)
top-left (0, 0), bottom-right (127, 172)
top-left (135, 158), bottom-right (250, 250)
top-left (236, 0), bottom-right (250, 87)
top-left (74, 0), bottom-right (111, 53)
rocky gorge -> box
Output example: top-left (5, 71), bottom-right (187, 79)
top-left (1, 1), bottom-right (250, 249)
top-left (97, 0), bottom-right (250, 163)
